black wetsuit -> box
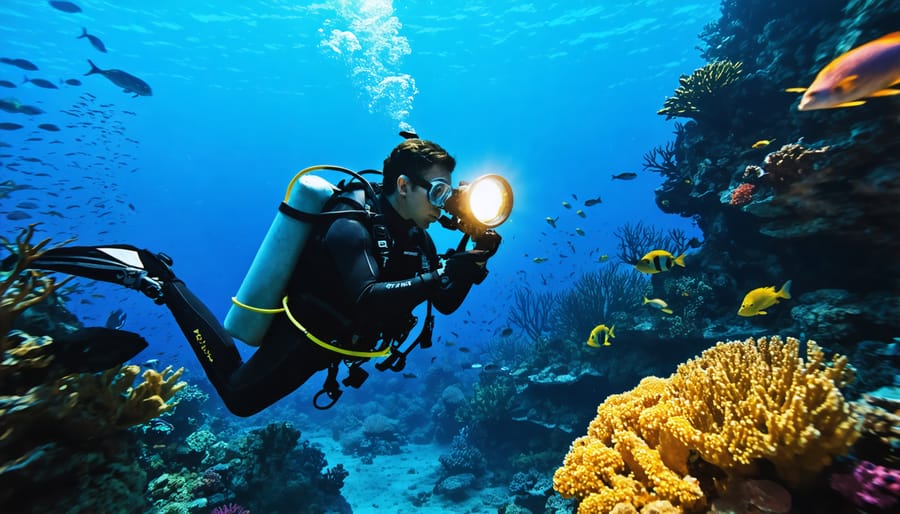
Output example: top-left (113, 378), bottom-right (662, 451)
top-left (26, 193), bottom-right (474, 416)
top-left (177, 193), bottom-right (473, 415)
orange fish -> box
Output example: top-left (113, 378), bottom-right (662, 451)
top-left (789, 32), bottom-right (900, 110)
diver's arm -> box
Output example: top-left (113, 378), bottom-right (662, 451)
top-left (418, 233), bottom-right (476, 315)
top-left (429, 275), bottom-right (472, 314)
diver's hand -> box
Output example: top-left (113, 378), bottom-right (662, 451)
top-left (442, 250), bottom-right (489, 285)
top-left (473, 230), bottom-right (502, 255)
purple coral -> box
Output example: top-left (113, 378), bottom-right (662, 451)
top-left (830, 460), bottom-right (900, 511)
top-left (210, 503), bottom-right (250, 514)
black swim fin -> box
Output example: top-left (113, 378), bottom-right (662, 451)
top-left (50, 327), bottom-right (149, 373)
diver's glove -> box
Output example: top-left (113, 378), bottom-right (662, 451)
top-left (442, 250), bottom-right (490, 285)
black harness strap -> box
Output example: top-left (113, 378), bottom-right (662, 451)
top-left (313, 362), bottom-right (343, 410)
top-left (275, 175), bottom-right (437, 408)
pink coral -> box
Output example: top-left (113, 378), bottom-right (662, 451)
top-left (830, 461), bottom-right (900, 510)
top-left (210, 503), bottom-right (250, 514)
top-left (729, 182), bottom-right (756, 206)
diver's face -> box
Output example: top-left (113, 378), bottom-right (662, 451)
top-left (398, 165), bottom-right (450, 229)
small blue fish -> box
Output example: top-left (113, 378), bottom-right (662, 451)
top-left (0, 57), bottom-right (38, 71)
top-left (23, 75), bottom-right (58, 89)
top-left (77, 27), bottom-right (107, 53)
top-left (49, 1), bottom-right (82, 13)
top-left (4, 208), bottom-right (29, 219)
top-left (85, 59), bottom-right (152, 97)
top-left (105, 308), bottom-right (127, 329)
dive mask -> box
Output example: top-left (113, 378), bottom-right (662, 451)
top-left (407, 175), bottom-right (453, 208)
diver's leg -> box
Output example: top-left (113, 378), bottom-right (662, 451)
top-left (16, 244), bottom-right (333, 416)
top-left (19, 245), bottom-right (245, 400)
top-left (217, 316), bottom-right (337, 416)
top-left (160, 279), bottom-right (243, 391)
top-left (21, 245), bottom-right (173, 301)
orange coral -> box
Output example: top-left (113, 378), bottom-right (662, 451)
top-left (553, 336), bottom-right (860, 513)
top-left (729, 183), bottom-right (756, 206)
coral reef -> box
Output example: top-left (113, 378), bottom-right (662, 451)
top-left (0, 227), bottom-right (187, 512)
top-left (149, 421), bottom-right (350, 513)
top-left (456, 373), bottom-right (517, 427)
top-left (555, 265), bottom-right (648, 341)
top-left (507, 288), bottom-right (558, 342)
top-left (431, 384), bottom-right (466, 443)
top-left (553, 336), bottom-right (860, 513)
top-left (728, 182), bottom-right (756, 206)
top-left (338, 412), bottom-right (405, 462)
top-left (650, 0), bottom-right (899, 364)
top-left (508, 469), bottom-right (554, 513)
top-left (657, 60), bottom-right (744, 122)
top-left (850, 386), bottom-right (900, 467)
top-left (210, 504), bottom-right (250, 514)
top-left (752, 142), bottom-right (831, 191)
top-left (642, 142), bottom-right (678, 177)
top-left (434, 426), bottom-right (486, 500)
top-left (613, 222), bottom-right (688, 266)
top-left (830, 460), bottom-right (900, 512)
top-left (708, 478), bottom-right (791, 514)
top-left (1, 224), bottom-right (73, 343)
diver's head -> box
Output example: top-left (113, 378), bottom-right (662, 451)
top-left (384, 139), bottom-right (456, 229)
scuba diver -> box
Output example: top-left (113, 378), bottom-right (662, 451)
top-left (6, 137), bottom-right (512, 416)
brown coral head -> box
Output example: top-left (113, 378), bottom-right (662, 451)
top-left (740, 479), bottom-right (792, 513)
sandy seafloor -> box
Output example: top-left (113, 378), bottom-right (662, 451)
top-left (306, 429), bottom-right (508, 513)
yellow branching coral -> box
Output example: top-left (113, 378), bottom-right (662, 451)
top-left (1, 228), bottom-right (188, 483)
top-left (657, 60), bottom-right (743, 121)
top-left (555, 377), bottom-right (704, 513)
top-left (0, 224), bottom-right (74, 349)
top-left (663, 336), bottom-right (858, 484)
top-left (115, 365), bottom-right (186, 427)
top-left (1, 355), bottom-right (186, 449)
top-left (554, 336), bottom-right (860, 513)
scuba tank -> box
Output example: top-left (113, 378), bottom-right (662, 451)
top-left (224, 169), bottom-right (337, 346)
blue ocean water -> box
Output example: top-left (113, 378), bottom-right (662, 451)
top-left (0, 0), bottom-right (725, 502)
top-left (1, 0), bottom-right (714, 379)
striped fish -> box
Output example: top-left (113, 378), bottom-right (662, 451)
top-left (634, 249), bottom-right (686, 274)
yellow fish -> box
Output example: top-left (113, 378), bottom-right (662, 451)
top-left (752, 139), bottom-right (775, 149)
top-left (546, 216), bottom-right (558, 228)
top-left (598, 254), bottom-right (609, 262)
top-left (575, 227), bottom-right (585, 236)
top-left (634, 250), bottom-right (686, 274)
top-left (562, 201), bottom-right (571, 209)
top-left (586, 324), bottom-right (615, 347)
top-left (738, 280), bottom-right (792, 317)
top-left (533, 257), bottom-right (548, 263)
top-left (576, 209), bottom-right (586, 218)
top-left (789, 32), bottom-right (900, 111)
top-left (643, 297), bottom-right (674, 315)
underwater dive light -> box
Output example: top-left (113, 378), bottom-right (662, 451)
top-left (441, 174), bottom-right (513, 239)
